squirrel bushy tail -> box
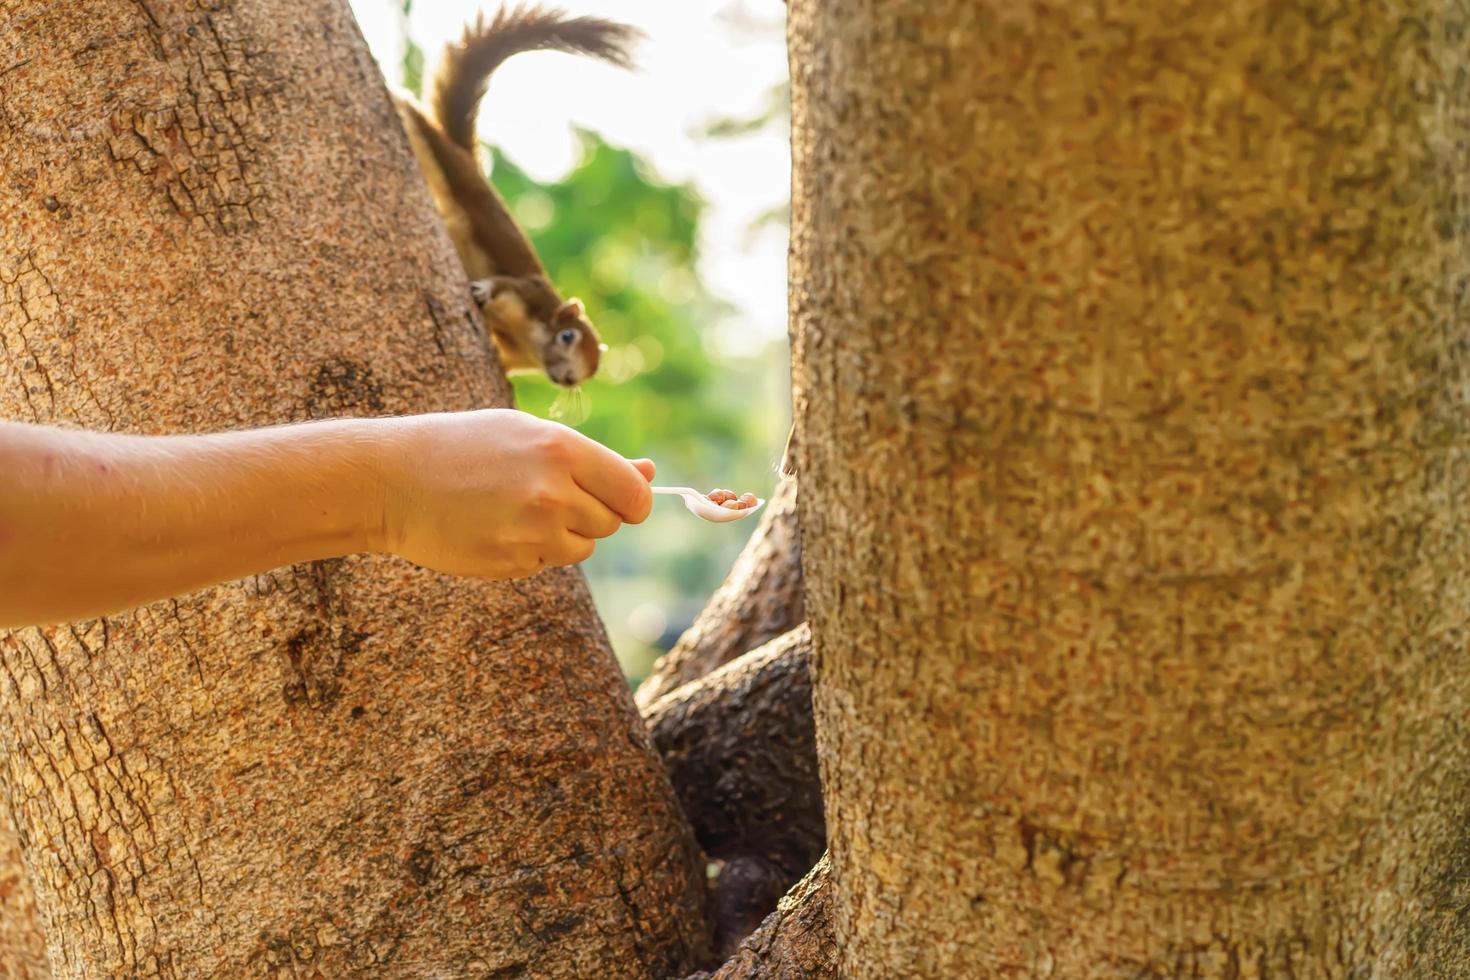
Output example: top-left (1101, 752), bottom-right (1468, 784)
top-left (429, 5), bottom-right (641, 153)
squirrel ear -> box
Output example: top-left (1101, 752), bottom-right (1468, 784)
top-left (561, 298), bottom-right (585, 320)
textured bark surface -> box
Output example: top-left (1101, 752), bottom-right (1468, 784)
top-left (0, 809), bottom-right (46, 978)
top-left (791, 0), bottom-right (1470, 975)
top-left (697, 855), bottom-right (835, 980)
top-left (637, 476), bottom-right (803, 708)
top-left (0, 1), bottom-right (707, 976)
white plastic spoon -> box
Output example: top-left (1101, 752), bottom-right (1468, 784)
top-left (652, 486), bottom-right (767, 524)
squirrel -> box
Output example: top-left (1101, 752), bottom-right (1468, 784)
top-left (393, 7), bottom-right (641, 387)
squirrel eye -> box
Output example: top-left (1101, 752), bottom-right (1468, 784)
top-left (558, 328), bottom-right (579, 346)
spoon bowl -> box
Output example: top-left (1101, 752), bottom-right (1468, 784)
top-left (652, 486), bottom-right (766, 524)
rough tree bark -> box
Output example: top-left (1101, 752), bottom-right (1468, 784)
top-left (644, 625), bottom-right (822, 957)
top-left (792, 0), bottom-right (1470, 975)
top-left (688, 855), bottom-right (835, 980)
top-left (0, 809), bottom-right (46, 978)
top-left (636, 477), bottom-right (803, 709)
top-left (0, 1), bottom-right (707, 975)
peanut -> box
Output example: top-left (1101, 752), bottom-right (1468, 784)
top-left (707, 488), bottom-right (758, 510)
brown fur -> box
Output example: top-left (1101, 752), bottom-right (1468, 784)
top-left (395, 6), bottom-right (640, 384)
top-left (431, 6), bottom-right (641, 155)
top-left (398, 99), bottom-right (545, 280)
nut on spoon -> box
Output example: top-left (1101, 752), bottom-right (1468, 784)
top-left (652, 486), bottom-right (766, 523)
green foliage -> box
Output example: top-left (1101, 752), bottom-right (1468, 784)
top-left (696, 82), bottom-right (791, 141)
top-left (488, 136), bottom-right (789, 683)
top-left (398, 1), bottom-right (424, 97)
top-left (491, 136), bottom-right (752, 473)
top-left (379, 7), bottom-right (788, 682)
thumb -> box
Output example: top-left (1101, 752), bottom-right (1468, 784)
top-left (630, 458), bottom-right (656, 483)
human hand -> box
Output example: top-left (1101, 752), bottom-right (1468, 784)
top-left (371, 409), bottom-right (654, 579)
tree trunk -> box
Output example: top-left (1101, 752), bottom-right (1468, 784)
top-left (0, 2), bottom-right (707, 975)
top-left (637, 476), bottom-right (803, 708)
top-left (0, 808), bottom-right (46, 978)
top-left (791, 0), bottom-right (1470, 975)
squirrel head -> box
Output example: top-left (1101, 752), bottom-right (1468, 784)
top-left (470, 277), bottom-right (602, 387)
top-left (542, 297), bottom-right (601, 387)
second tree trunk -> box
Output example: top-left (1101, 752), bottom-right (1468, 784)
top-left (0, 1), bottom-right (707, 975)
top-left (791, 0), bottom-right (1470, 974)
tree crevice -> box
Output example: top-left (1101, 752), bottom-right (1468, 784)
top-left (685, 854), bottom-right (835, 980)
top-left (644, 625), bottom-right (822, 959)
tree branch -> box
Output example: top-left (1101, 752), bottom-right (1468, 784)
top-left (637, 476), bottom-right (803, 708)
top-left (685, 855), bottom-right (836, 980)
top-left (644, 624), bottom-right (822, 876)
top-left (644, 625), bottom-right (823, 959)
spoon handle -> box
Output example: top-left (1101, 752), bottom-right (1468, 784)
top-left (651, 486), bottom-right (699, 496)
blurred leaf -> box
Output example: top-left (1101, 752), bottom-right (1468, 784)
top-left (398, 0), bottom-right (424, 97)
top-left (401, 41), bottom-right (425, 98)
top-left (743, 203), bottom-right (791, 247)
top-left (694, 82), bottom-right (790, 140)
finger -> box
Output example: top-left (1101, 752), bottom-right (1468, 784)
top-left (565, 489), bottom-right (623, 540)
top-left (630, 458), bottom-right (655, 483)
top-left (547, 530), bottom-right (596, 567)
top-left (567, 438), bottom-right (654, 524)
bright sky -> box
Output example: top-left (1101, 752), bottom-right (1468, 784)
top-left (347, 0), bottom-right (791, 345)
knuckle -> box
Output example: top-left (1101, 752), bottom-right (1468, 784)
top-left (623, 483), bottom-right (652, 524)
top-left (533, 426), bottom-right (575, 466)
top-left (528, 484), bottom-right (561, 513)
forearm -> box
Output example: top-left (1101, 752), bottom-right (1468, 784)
top-left (0, 419), bottom-right (383, 628)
